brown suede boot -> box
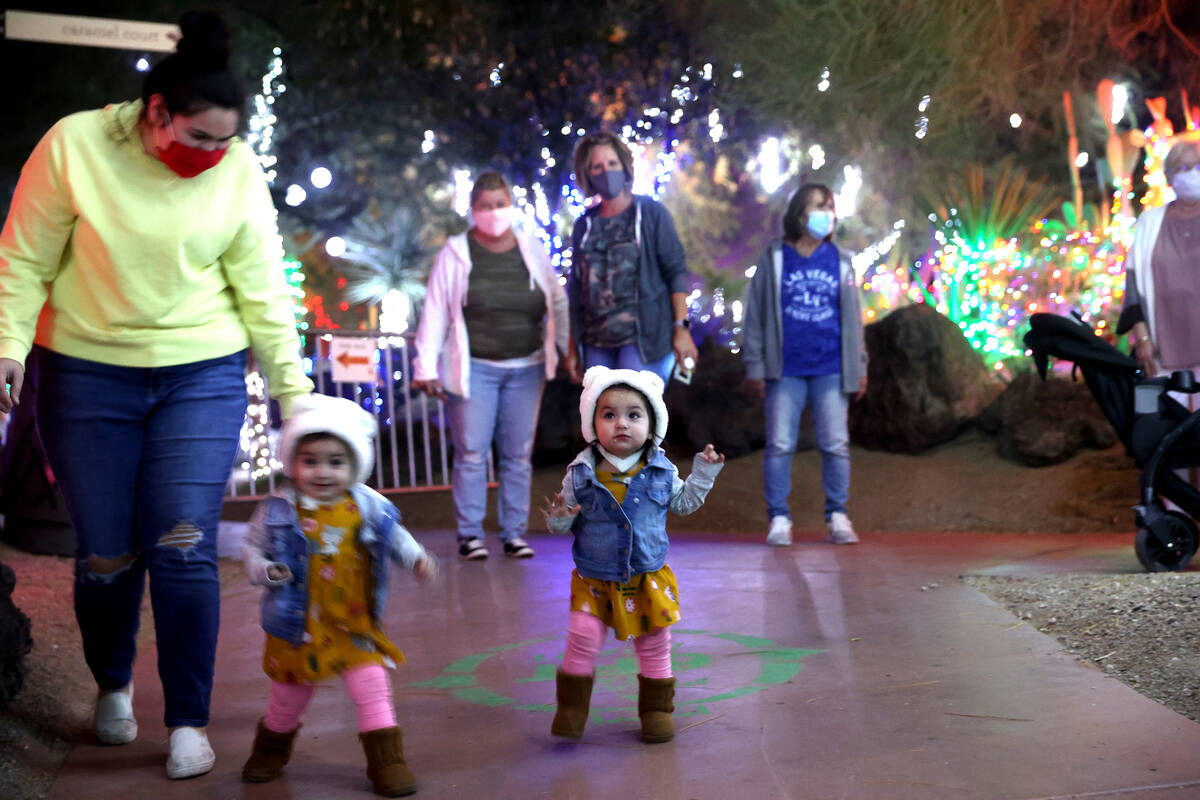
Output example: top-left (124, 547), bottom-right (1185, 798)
top-left (550, 669), bottom-right (594, 739)
top-left (637, 674), bottom-right (676, 743)
top-left (241, 719), bottom-right (299, 783)
top-left (359, 726), bottom-right (418, 797)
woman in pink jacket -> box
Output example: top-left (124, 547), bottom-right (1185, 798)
top-left (413, 172), bottom-right (575, 560)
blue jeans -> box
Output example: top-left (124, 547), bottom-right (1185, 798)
top-left (446, 359), bottom-right (545, 543)
top-left (763, 373), bottom-right (850, 521)
top-left (34, 347), bottom-right (246, 728)
top-left (583, 343), bottom-right (675, 384)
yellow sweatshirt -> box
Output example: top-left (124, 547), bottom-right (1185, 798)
top-left (0, 100), bottom-right (311, 414)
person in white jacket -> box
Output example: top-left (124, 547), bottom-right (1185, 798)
top-left (413, 172), bottom-right (576, 560)
top-left (1119, 136), bottom-right (1200, 381)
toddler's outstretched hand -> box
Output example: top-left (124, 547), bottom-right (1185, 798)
top-left (698, 443), bottom-right (725, 464)
top-left (266, 563), bottom-right (293, 584)
top-left (414, 555), bottom-right (439, 584)
top-left (543, 492), bottom-right (582, 519)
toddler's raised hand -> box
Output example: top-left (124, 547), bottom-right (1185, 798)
top-left (414, 555), bottom-right (439, 584)
top-left (699, 444), bottom-right (725, 464)
top-left (543, 492), bottom-right (581, 519)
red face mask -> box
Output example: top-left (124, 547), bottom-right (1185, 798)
top-left (155, 110), bottom-right (228, 178)
top-left (157, 140), bottom-right (227, 178)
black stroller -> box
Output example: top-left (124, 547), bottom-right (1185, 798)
top-left (1024, 312), bottom-right (1200, 571)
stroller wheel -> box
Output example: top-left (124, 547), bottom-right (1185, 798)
top-left (1135, 511), bottom-right (1198, 572)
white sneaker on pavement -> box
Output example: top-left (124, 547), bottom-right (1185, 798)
top-left (94, 684), bottom-right (137, 745)
top-left (826, 512), bottom-right (859, 545)
top-left (166, 726), bottom-right (215, 780)
top-left (766, 515), bottom-right (793, 546)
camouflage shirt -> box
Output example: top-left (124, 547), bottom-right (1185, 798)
top-left (578, 204), bottom-right (639, 347)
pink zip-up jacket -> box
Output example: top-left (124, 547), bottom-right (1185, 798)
top-left (413, 230), bottom-right (569, 398)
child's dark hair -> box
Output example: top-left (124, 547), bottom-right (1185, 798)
top-left (141, 10), bottom-right (244, 117)
top-left (590, 382), bottom-right (658, 464)
top-left (294, 432), bottom-right (356, 469)
top-left (296, 431), bottom-right (350, 450)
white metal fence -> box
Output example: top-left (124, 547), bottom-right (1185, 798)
top-left (225, 330), bottom-right (491, 499)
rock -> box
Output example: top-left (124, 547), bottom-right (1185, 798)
top-left (979, 371), bottom-right (1119, 465)
top-left (664, 339), bottom-right (767, 458)
top-left (850, 303), bottom-right (1001, 452)
top-left (0, 355), bottom-right (75, 556)
top-left (534, 378), bottom-right (584, 466)
top-left (532, 341), bottom-right (773, 462)
top-left (0, 563), bottom-right (32, 708)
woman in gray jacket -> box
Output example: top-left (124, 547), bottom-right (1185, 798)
top-left (742, 184), bottom-right (867, 547)
top-left (568, 132), bottom-right (698, 384)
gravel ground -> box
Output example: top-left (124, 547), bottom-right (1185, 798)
top-left (966, 573), bottom-right (1200, 722)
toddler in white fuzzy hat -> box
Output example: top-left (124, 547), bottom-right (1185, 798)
top-left (543, 366), bottom-right (724, 744)
top-left (239, 393), bottom-right (436, 796)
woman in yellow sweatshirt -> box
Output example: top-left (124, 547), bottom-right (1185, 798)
top-left (0, 11), bottom-right (311, 780)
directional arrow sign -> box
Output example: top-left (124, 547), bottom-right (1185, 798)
top-left (330, 337), bottom-right (378, 384)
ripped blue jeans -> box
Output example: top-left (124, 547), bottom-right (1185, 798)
top-left (34, 346), bottom-right (246, 728)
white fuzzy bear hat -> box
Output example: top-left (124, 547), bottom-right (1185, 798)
top-left (578, 366), bottom-right (669, 446)
top-left (277, 393), bottom-right (377, 483)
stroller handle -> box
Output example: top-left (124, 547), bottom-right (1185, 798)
top-left (1141, 370), bottom-right (1200, 395)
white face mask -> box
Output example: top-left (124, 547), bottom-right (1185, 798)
top-left (473, 206), bottom-right (514, 237)
top-left (1171, 168), bottom-right (1200, 202)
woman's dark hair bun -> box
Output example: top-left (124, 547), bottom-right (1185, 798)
top-left (174, 10), bottom-right (232, 72)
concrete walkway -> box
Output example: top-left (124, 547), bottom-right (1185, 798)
top-left (49, 530), bottom-right (1200, 799)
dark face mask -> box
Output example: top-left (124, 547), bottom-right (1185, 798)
top-left (594, 169), bottom-right (628, 200)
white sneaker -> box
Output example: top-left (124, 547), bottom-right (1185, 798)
top-left (95, 684), bottom-right (137, 745)
top-left (826, 512), bottom-right (859, 545)
top-left (503, 537), bottom-right (535, 558)
top-left (766, 515), bottom-right (793, 546)
top-left (458, 537), bottom-right (489, 560)
top-left (166, 726), bottom-right (215, 780)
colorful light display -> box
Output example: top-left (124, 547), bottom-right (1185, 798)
top-left (857, 108), bottom-right (1194, 374)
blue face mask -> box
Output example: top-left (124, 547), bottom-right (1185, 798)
top-left (594, 169), bottom-right (628, 200)
top-left (805, 209), bottom-right (835, 239)
top-left (1172, 168), bottom-right (1200, 202)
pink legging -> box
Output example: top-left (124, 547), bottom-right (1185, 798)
top-left (561, 610), bottom-right (673, 679)
top-left (263, 663), bottom-right (396, 733)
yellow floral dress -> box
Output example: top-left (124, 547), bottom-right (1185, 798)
top-left (263, 495), bottom-right (405, 684)
top-left (568, 461), bottom-right (681, 641)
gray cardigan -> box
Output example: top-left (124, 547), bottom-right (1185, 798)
top-left (741, 240), bottom-right (868, 394)
top-left (568, 195), bottom-right (690, 363)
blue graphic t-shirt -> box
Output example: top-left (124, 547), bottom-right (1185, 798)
top-left (781, 242), bottom-right (841, 377)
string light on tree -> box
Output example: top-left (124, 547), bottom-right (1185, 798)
top-left (246, 48), bottom-right (284, 183)
top-left (238, 373), bottom-right (280, 483)
top-left (237, 48), bottom-right (305, 491)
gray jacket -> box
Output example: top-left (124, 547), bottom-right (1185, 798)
top-left (569, 196), bottom-right (690, 363)
top-left (741, 240), bottom-right (867, 394)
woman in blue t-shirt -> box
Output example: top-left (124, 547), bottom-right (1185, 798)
top-left (741, 184), bottom-right (869, 547)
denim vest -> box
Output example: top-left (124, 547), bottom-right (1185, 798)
top-left (257, 485), bottom-right (402, 645)
top-left (569, 449), bottom-right (677, 582)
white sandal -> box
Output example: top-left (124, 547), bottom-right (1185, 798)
top-left (94, 684), bottom-right (137, 745)
top-left (166, 726), bottom-right (215, 779)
